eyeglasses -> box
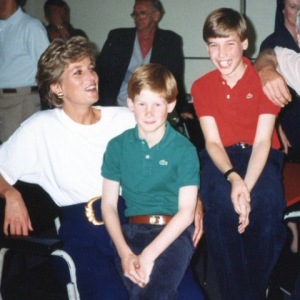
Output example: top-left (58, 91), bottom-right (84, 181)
top-left (130, 11), bottom-right (154, 19)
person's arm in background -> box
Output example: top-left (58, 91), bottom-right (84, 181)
top-left (254, 48), bottom-right (291, 107)
top-left (278, 123), bottom-right (291, 154)
top-left (274, 46), bottom-right (300, 95)
top-left (192, 196), bottom-right (204, 247)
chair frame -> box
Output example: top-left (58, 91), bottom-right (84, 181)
top-left (0, 230), bottom-right (80, 300)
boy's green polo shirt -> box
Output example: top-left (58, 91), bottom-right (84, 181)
top-left (102, 122), bottom-right (200, 217)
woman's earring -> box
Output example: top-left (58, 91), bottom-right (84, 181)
top-left (57, 92), bottom-right (64, 99)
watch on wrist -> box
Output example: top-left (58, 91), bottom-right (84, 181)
top-left (224, 168), bottom-right (238, 182)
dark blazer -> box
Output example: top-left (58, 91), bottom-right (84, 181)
top-left (96, 27), bottom-right (188, 115)
top-left (260, 26), bottom-right (300, 53)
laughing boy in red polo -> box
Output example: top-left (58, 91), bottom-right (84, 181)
top-left (101, 63), bottom-right (199, 300)
top-left (191, 7), bottom-right (286, 300)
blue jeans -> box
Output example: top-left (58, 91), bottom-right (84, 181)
top-left (199, 147), bottom-right (287, 300)
top-left (115, 224), bottom-right (195, 300)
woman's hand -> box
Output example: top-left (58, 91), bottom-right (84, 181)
top-left (4, 188), bottom-right (33, 236)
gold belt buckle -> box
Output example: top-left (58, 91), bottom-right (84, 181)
top-left (85, 196), bottom-right (104, 226)
top-left (150, 215), bottom-right (164, 225)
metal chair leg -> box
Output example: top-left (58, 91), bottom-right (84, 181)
top-left (0, 248), bottom-right (9, 297)
top-left (52, 249), bottom-right (80, 300)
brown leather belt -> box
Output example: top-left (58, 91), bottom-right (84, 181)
top-left (1, 87), bottom-right (38, 94)
top-left (128, 215), bottom-right (173, 225)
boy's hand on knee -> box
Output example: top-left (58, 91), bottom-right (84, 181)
top-left (136, 253), bottom-right (155, 287)
top-left (229, 177), bottom-right (251, 233)
top-left (237, 194), bottom-right (251, 234)
top-left (122, 253), bottom-right (145, 285)
top-left (230, 177), bottom-right (250, 209)
top-left (230, 176), bottom-right (250, 197)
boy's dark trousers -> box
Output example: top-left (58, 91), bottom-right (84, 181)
top-left (115, 224), bottom-right (195, 300)
top-left (199, 146), bottom-right (287, 300)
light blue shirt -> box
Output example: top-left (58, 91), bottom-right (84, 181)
top-left (117, 33), bottom-right (152, 106)
top-left (0, 7), bottom-right (49, 88)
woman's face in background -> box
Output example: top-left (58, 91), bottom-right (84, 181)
top-left (283, 0), bottom-right (300, 29)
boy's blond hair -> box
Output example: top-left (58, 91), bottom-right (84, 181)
top-left (203, 8), bottom-right (248, 43)
top-left (127, 63), bottom-right (178, 103)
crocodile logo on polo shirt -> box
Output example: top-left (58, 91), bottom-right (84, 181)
top-left (159, 160), bottom-right (168, 166)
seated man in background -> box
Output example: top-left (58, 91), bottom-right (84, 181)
top-left (44, 0), bottom-right (88, 41)
top-left (96, 0), bottom-right (193, 120)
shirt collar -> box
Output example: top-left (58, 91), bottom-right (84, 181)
top-left (131, 121), bottom-right (175, 149)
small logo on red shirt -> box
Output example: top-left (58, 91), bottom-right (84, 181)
top-left (246, 93), bottom-right (253, 99)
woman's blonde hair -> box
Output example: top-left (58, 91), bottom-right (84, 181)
top-left (36, 36), bottom-right (95, 107)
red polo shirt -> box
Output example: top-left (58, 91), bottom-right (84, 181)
top-left (191, 57), bottom-right (281, 149)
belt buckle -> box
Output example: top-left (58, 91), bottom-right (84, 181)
top-left (85, 196), bottom-right (104, 226)
top-left (240, 142), bottom-right (247, 149)
top-left (150, 215), bottom-right (164, 225)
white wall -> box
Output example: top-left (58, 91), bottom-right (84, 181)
top-left (24, 0), bottom-right (276, 93)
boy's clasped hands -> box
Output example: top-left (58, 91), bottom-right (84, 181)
top-left (122, 250), bottom-right (154, 288)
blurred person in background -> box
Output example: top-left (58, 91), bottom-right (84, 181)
top-left (0, 0), bottom-right (49, 143)
top-left (44, 0), bottom-right (88, 42)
